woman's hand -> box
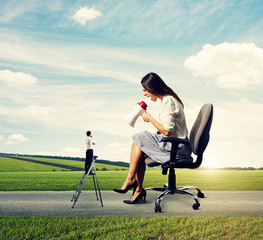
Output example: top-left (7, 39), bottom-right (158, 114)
top-left (141, 112), bottom-right (152, 122)
top-left (142, 111), bottom-right (171, 136)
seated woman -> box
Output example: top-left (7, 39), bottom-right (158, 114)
top-left (113, 72), bottom-right (192, 204)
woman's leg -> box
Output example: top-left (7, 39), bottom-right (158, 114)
top-left (121, 140), bottom-right (144, 189)
top-left (131, 158), bottom-right (146, 201)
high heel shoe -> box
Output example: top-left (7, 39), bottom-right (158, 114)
top-left (123, 189), bottom-right (147, 204)
top-left (113, 180), bottom-right (138, 194)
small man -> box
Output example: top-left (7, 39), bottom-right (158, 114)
top-left (85, 131), bottom-right (96, 173)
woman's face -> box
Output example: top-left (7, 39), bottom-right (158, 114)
top-left (142, 86), bottom-right (158, 102)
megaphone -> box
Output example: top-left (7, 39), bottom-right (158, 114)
top-left (123, 101), bottom-right (147, 127)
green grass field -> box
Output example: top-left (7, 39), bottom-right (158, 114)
top-left (1, 169), bottom-right (263, 191)
top-left (0, 216), bottom-right (262, 239)
top-left (0, 155), bottom-right (262, 239)
top-left (0, 156), bottom-right (128, 172)
top-left (0, 156), bottom-right (263, 191)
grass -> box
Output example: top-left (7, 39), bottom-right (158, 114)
top-left (17, 156), bottom-right (129, 171)
top-left (0, 169), bottom-right (263, 191)
top-left (0, 154), bottom-right (263, 191)
top-left (0, 156), bottom-right (128, 172)
top-left (0, 157), bottom-right (69, 172)
top-left (0, 216), bottom-right (262, 239)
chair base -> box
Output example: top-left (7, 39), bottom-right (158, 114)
top-left (146, 185), bottom-right (204, 213)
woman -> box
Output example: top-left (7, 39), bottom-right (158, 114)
top-left (113, 72), bottom-right (192, 204)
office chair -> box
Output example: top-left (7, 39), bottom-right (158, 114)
top-left (145, 103), bottom-right (213, 213)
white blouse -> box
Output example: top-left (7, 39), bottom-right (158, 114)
top-left (158, 95), bottom-right (188, 138)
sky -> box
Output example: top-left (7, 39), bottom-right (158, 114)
top-left (0, 0), bottom-right (263, 168)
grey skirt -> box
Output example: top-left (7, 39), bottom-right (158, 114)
top-left (132, 130), bottom-right (192, 164)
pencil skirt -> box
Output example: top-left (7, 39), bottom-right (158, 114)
top-left (132, 130), bottom-right (192, 164)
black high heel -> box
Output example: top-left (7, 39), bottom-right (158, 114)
top-left (123, 189), bottom-right (147, 204)
top-left (113, 180), bottom-right (138, 194)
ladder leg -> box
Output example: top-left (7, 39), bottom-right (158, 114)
top-left (94, 167), bottom-right (103, 207)
top-left (71, 172), bottom-right (86, 202)
top-left (92, 174), bottom-right (99, 200)
top-left (71, 172), bottom-right (89, 208)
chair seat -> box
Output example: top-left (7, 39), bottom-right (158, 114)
top-left (145, 157), bottom-right (161, 167)
top-left (145, 157), bottom-right (193, 168)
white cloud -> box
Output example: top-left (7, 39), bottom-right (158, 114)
top-left (0, 135), bottom-right (3, 142)
top-left (16, 105), bottom-right (57, 125)
top-left (71, 7), bottom-right (102, 26)
top-left (0, 69), bottom-right (37, 87)
top-left (98, 142), bottom-right (132, 162)
top-left (57, 147), bottom-right (84, 158)
top-left (34, 147), bottom-right (85, 158)
top-left (202, 99), bottom-right (263, 168)
top-left (184, 42), bottom-right (263, 89)
top-left (0, 31), bottom-right (177, 85)
top-left (5, 134), bottom-right (29, 145)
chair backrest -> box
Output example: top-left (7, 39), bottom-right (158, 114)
top-left (189, 104), bottom-right (213, 155)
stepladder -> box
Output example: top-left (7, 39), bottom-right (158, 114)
top-left (71, 156), bottom-right (103, 208)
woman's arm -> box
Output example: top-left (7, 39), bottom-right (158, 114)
top-left (141, 112), bottom-right (171, 136)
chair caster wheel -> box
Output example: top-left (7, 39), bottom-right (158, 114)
top-left (192, 203), bottom-right (200, 210)
top-left (198, 192), bottom-right (204, 198)
top-left (155, 205), bottom-right (161, 213)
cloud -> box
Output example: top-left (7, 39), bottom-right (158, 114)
top-left (57, 147), bottom-right (84, 158)
top-left (34, 147), bottom-right (85, 158)
top-left (5, 134), bottom-right (29, 145)
top-left (202, 99), bottom-right (263, 168)
top-left (0, 31), bottom-right (178, 85)
top-left (0, 69), bottom-right (37, 87)
top-left (98, 142), bottom-right (132, 162)
top-left (71, 7), bottom-right (102, 25)
top-left (184, 42), bottom-right (263, 89)
top-left (16, 105), bottom-right (57, 125)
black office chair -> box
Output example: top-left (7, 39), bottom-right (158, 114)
top-left (145, 103), bottom-right (213, 213)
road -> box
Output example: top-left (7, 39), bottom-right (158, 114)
top-left (0, 190), bottom-right (262, 217)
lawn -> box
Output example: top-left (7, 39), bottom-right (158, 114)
top-left (1, 156), bottom-right (263, 191)
top-left (0, 157), bottom-right (68, 172)
top-left (1, 169), bottom-right (263, 191)
top-left (18, 156), bottom-right (129, 171)
top-left (0, 216), bottom-right (262, 239)
top-left (0, 156), bottom-right (128, 172)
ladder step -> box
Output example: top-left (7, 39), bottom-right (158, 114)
top-left (72, 194), bottom-right (77, 200)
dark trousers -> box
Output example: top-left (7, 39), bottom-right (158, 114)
top-left (85, 149), bottom-right (93, 173)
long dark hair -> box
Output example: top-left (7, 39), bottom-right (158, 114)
top-left (141, 72), bottom-right (184, 107)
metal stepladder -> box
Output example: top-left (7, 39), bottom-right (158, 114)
top-left (71, 156), bottom-right (103, 208)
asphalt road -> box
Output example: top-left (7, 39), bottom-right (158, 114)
top-left (0, 190), bottom-right (262, 217)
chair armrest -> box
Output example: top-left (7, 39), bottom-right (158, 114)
top-left (161, 137), bottom-right (189, 145)
top-left (161, 137), bottom-right (191, 164)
